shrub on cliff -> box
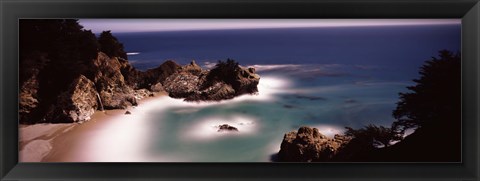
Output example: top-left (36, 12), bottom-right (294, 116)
top-left (207, 59), bottom-right (240, 85)
top-left (339, 50), bottom-right (461, 161)
top-left (98, 30), bottom-right (128, 59)
top-left (392, 50), bottom-right (461, 133)
top-left (345, 124), bottom-right (401, 148)
top-left (20, 19), bottom-right (99, 87)
top-left (381, 50), bottom-right (461, 161)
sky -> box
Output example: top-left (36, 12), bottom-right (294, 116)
top-left (79, 19), bottom-right (461, 33)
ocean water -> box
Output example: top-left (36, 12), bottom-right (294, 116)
top-left (80, 25), bottom-right (461, 162)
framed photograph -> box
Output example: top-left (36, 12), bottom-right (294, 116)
top-left (1, 0), bottom-right (479, 180)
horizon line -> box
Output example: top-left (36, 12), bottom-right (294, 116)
top-left (79, 19), bottom-right (461, 34)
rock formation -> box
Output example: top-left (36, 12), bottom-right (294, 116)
top-left (90, 52), bottom-right (137, 109)
top-left (277, 126), bottom-right (351, 162)
top-left (19, 52), bottom-right (49, 123)
top-left (45, 75), bottom-right (98, 123)
top-left (163, 71), bottom-right (202, 98)
top-left (19, 52), bottom-right (259, 123)
top-left (163, 60), bottom-right (260, 102)
top-left (143, 60), bottom-right (182, 86)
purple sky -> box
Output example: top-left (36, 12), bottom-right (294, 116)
top-left (79, 19), bottom-right (460, 33)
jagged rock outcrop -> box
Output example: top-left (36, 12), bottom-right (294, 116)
top-left (184, 82), bottom-right (236, 101)
top-left (163, 71), bottom-right (201, 98)
top-left (90, 52), bottom-right (137, 109)
top-left (143, 60), bottom-right (182, 86)
top-left (163, 61), bottom-right (260, 102)
top-left (277, 126), bottom-right (351, 162)
top-left (45, 75), bottom-right (98, 123)
top-left (233, 66), bottom-right (260, 95)
top-left (118, 58), bottom-right (178, 91)
top-left (118, 57), bottom-right (145, 89)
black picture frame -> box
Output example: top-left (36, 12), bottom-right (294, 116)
top-left (1, 0), bottom-right (479, 180)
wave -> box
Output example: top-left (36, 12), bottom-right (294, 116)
top-left (127, 52), bottom-right (140, 56)
top-left (250, 63), bottom-right (352, 78)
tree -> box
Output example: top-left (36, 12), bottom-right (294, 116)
top-left (345, 124), bottom-right (401, 148)
top-left (19, 19), bottom-right (100, 123)
top-left (20, 19), bottom-right (99, 91)
top-left (392, 50), bottom-right (461, 133)
top-left (98, 30), bottom-right (127, 59)
top-left (337, 50), bottom-right (461, 161)
top-left (206, 59), bottom-right (240, 84)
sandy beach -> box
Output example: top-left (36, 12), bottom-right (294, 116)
top-left (19, 92), bottom-right (168, 162)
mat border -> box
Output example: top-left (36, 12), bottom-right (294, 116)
top-left (1, 0), bottom-right (479, 180)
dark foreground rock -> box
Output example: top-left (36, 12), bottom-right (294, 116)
top-left (277, 126), bottom-right (351, 162)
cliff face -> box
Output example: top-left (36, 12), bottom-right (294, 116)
top-left (19, 53), bottom-right (259, 123)
top-left (45, 75), bottom-right (98, 123)
top-left (19, 52), bottom-right (177, 123)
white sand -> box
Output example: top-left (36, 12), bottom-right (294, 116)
top-left (19, 123), bottom-right (75, 162)
top-left (19, 140), bottom-right (53, 162)
top-left (19, 92), bottom-right (168, 162)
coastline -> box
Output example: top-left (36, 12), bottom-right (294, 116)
top-left (19, 91), bottom-right (168, 162)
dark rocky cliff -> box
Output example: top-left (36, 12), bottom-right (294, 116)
top-left (19, 53), bottom-right (259, 123)
top-left (19, 52), bottom-right (175, 123)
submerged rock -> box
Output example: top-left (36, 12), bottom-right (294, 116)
top-left (217, 124), bottom-right (239, 132)
top-left (277, 126), bottom-right (351, 162)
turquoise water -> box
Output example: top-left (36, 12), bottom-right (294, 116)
top-left (110, 67), bottom-right (412, 162)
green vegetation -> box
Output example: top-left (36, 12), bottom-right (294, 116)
top-left (19, 19), bottom-right (129, 123)
top-left (392, 50), bottom-right (461, 133)
top-left (20, 19), bottom-right (99, 96)
top-left (98, 30), bottom-right (128, 59)
top-left (345, 124), bottom-right (401, 148)
top-left (206, 59), bottom-right (240, 85)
